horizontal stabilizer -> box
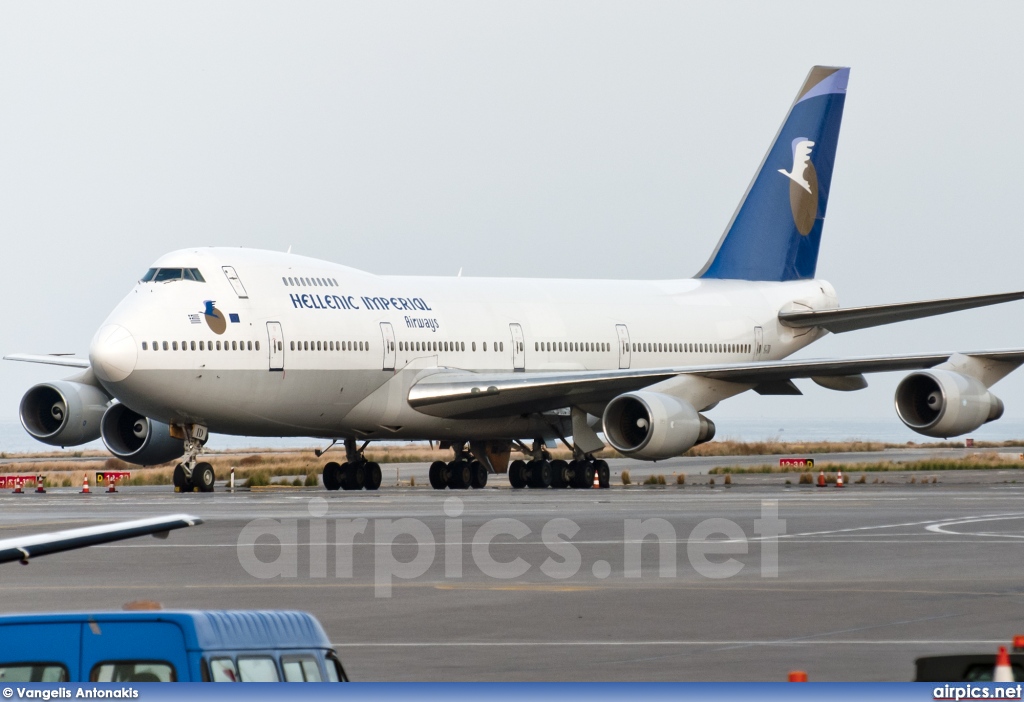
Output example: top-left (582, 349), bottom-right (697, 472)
top-left (778, 291), bottom-right (1024, 334)
top-left (4, 353), bottom-right (91, 369)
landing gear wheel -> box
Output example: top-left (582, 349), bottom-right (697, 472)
top-left (508, 460), bottom-right (527, 489)
top-left (342, 463), bottom-right (366, 491)
top-left (550, 460), bottom-right (570, 488)
top-left (528, 460), bottom-right (552, 488)
top-left (470, 460), bottom-right (488, 489)
top-left (574, 462), bottom-right (596, 489)
top-left (192, 462), bottom-right (215, 492)
top-left (447, 460), bottom-right (471, 490)
top-left (429, 461), bottom-right (448, 490)
top-left (364, 462), bottom-right (382, 491)
top-left (595, 460), bottom-right (610, 488)
top-left (173, 464), bottom-right (189, 492)
top-left (323, 462), bottom-right (342, 491)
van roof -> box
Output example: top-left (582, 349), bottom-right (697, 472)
top-left (0, 611), bottom-right (332, 651)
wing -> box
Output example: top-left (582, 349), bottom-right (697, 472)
top-left (4, 353), bottom-right (91, 369)
top-left (0, 514), bottom-right (202, 564)
top-left (779, 290), bottom-right (1024, 334)
top-left (408, 350), bottom-right (1024, 419)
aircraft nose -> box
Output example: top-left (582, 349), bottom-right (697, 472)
top-left (90, 324), bottom-right (138, 383)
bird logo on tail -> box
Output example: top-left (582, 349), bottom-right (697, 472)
top-left (778, 137), bottom-right (818, 235)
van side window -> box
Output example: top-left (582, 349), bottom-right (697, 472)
top-left (237, 656), bottom-right (279, 682)
top-left (0, 663), bottom-right (69, 682)
top-left (208, 658), bottom-right (238, 682)
top-left (282, 656), bottom-right (322, 682)
top-left (90, 661), bottom-right (176, 682)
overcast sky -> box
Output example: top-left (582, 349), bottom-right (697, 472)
top-left (2, 2), bottom-right (1023, 447)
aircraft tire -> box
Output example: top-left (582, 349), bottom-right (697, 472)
top-left (323, 462), bottom-right (342, 491)
top-left (365, 462), bottom-right (382, 490)
top-left (595, 460), bottom-right (611, 488)
top-left (447, 460), bottom-right (471, 490)
top-left (193, 462), bottom-right (215, 492)
top-left (470, 460), bottom-right (488, 489)
top-left (529, 460), bottom-right (552, 488)
top-left (508, 460), bottom-right (527, 488)
top-left (173, 464), bottom-right (189, 492)
top-left (428, 461), bottom-right (447, 490)
top-left (550, 460), bottom-right (570, 488)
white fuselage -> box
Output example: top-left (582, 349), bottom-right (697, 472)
top-left (88, 248), bottom-right (836, 441)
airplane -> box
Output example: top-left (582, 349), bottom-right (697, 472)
top-left (7, 65), bottom-right (1024, 493)
top-left (0, 514), bottom-right (202, 565)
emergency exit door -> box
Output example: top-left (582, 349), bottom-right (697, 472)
top-left (266, 322), bottom-right (284, 371)
top-left (380, 322), bottom-right (396, 371)
top-left (509, 323), bottom-right (525, 371)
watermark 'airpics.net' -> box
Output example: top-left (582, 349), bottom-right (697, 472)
top-left (236, 498), bottom-right (786, 598)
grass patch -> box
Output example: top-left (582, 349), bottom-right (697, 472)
top-left (621, 470), bottom-right (631, 486)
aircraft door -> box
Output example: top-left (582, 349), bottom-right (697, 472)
top-left (615, 324), bottom-right (631, 369)
top-left (509, 323), bottom-right (525, 371)
top-left (221, 266), bottom-right (249, 298)
top-left (753, 326), bottom-right (764, 361)
top-left (380, 322), bottom-right (396, 371)
top-left (267, 322), bottom-right (284, 371)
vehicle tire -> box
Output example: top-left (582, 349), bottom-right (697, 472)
top-left (365, 462), bottom-right (382, 490)
top-left (595, 460), bottom-right (611, 488)
top-left (192, 462), bottom-right (215, 492)
top-left (550, 460), bottom-right (570, 488)
top-left (323, 462), bottom-right (342, 491)
top-left (470, 460), bottom-right (488, 489)
top-left (448, 460), bottom-right (471, 489)
top-left (508, 460), bottom-right (527, 489)
top-left (173, 464), bottom-right (189, 492)
top-left (429, 461), bottom-right (447, 490)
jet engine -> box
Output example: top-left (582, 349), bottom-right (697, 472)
top-left (895, 370), bottom-right (1004, 438)
top-left (19, 381), bottom-right (110, 447)
top-left (100, 403), bottom-right (184, 465)
top-left (602, 391), bottom-right (716, 460)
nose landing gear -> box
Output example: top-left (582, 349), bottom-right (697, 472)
top-left (172, 424), bottom-right (215, 492)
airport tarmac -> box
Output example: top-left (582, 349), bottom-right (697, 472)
top-left (1, 459), bottom-right (1024, 682)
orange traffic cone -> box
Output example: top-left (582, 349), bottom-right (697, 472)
top-left (80, 475), bottom-right (91, 494)
top-left (995, 645), bottom-right (1015, 683)
top-left (788, 671), bottom-right (808, 682)
top-left (836, 471), bottom-right (845, 488)
top-left (817, 471), bottom-right (826, 488)
top-left (12, 479), bottom-right (23, 494)
top-left (592, 467), bottom-right (600, 489)
top-left (35, 475), bottom-right (45, 494)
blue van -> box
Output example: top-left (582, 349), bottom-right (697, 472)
top-left (0, 610), bottom-right (348, 682)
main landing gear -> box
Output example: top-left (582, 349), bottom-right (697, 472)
top-left (423, 442), bottom-right (489, 490)
top-left (321, 439), bottom-right (383, 491)
top-left (507, 441), bottom-right (610, 489)
top-left (172, 424), bottom-right (215, 493)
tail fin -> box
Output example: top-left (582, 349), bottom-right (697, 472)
top-left (697, 66), bottom-right (849, 282)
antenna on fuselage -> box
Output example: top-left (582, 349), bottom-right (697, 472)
top-left (457, 267), bottom-right (462, 277)
top-left (286, 245), bottom-right (292, 254)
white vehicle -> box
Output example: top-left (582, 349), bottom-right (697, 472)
top-left (8, 66), bottom-right (1024, 492)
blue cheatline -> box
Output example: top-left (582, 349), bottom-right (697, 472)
top-left (697, 66), bottom-right (849, 282)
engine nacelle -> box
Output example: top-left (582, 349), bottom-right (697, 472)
top-left (895, 370), bottom-right (1004, 439)
top-left (602, 391), bottom-right (716, 460)
top-left (100, 404), bottom-right (184, 465)
top-left (19, 381), bottom-right (110, 447)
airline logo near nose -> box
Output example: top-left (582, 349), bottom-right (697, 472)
top-left (778, 137), bottom-right (818, 235)
top-left (202, 300), bottom-right (227, 334)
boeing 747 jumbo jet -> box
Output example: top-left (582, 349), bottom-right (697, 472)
top-left (8, 66), bottom-right (1024, 492)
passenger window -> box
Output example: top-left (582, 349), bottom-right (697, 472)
top-left (208, 658), bottom-right (238, 682)
top-left (247, 341), bottom-right (253, 351)
top-left (162, 341), bottom-right (169, 351)
top-left (216, 341), bottom-right (222, 351)
top-left (90, 661), bottom-right (175, 682)
top-left (191, 341), bottom-right (196, 351)
top-left (142, 342), bottom-right (148, 351)
top-left (200, 341), bottom-right (205, 350)
top-left (282, 656), bottom-right (323, 682)
top-left (290, 341), bottom-right (295, 351)
top-left (0, 663), bottom-right (69, 682)
top-left (237, 656), bottom-right (280, 682)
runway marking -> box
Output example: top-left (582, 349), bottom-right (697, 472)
top-left (329, 639), bottom-right (1008, 647)
top-left (926, 514), bottom-right (1024, 538)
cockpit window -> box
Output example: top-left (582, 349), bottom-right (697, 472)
top-left (142, 268), bottom-right (206, 283)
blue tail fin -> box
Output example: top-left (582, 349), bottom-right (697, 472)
top-left (697, 66), bottom-right (849, 282)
